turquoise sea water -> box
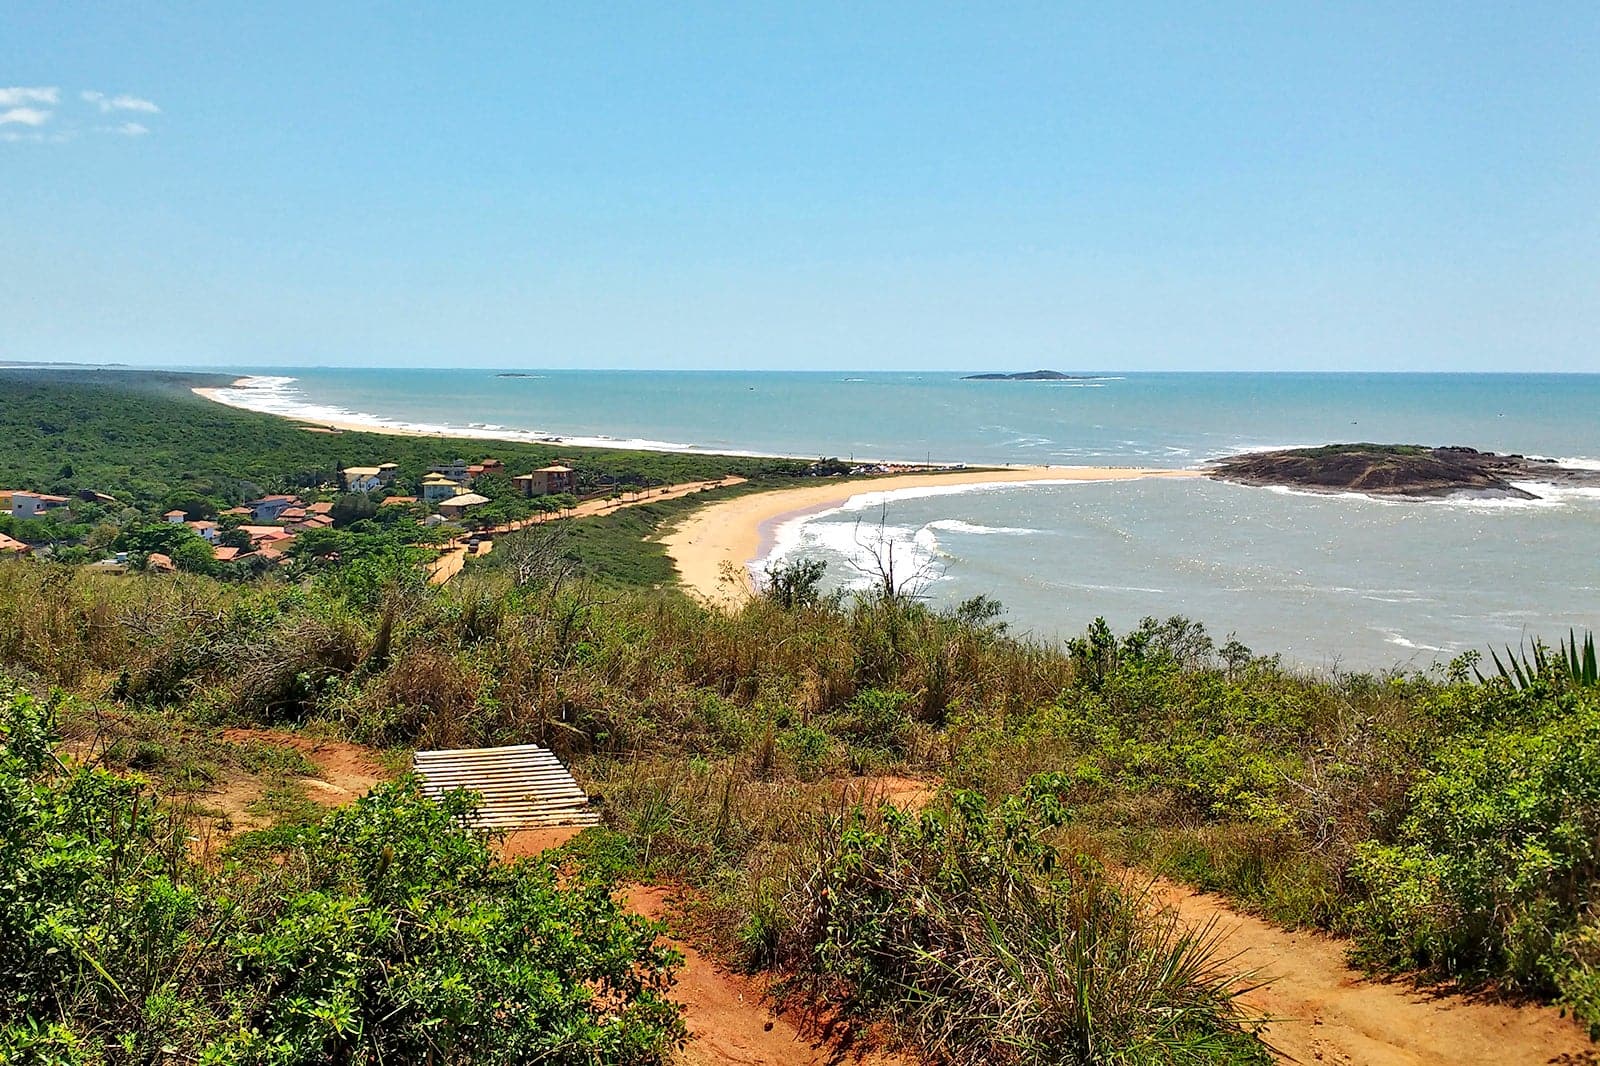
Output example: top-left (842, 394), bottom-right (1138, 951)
top-left (207, 369), bottom-right (1600, 670)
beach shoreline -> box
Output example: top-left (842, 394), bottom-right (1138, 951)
top-left (661, 466), bottom-right (1198, 607)
top-left (193, 384), bottom-right (458, 440)
top-left (192, 378), bottom-right (800, 458)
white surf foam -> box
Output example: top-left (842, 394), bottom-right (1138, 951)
top-left (1383, 632), bottom-right (1452, 654)
top-left (199, 375), bottom-right (788, 458)
top-left (927, 519), bottom-right (1041, 536)
top-left (763, 516), bottom-right (947, 593)
top-left (832, 478), bottom-right (1112, 514)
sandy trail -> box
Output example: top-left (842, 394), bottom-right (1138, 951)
top-left (201, 739), bottom-right (1594, 1063)
top-left (661, 466), bottom-right (1196, 606)
top-left (1153, 882), bottom-right (1594, 1066)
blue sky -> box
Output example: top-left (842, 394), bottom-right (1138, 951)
top-left (3, 3), bottom-right (1597, 371)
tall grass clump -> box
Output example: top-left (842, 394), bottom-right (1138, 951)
top-left (782, 776), bottom-right (1270, 1065)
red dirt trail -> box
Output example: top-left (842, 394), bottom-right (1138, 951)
top-left (628, 885), bottom-right (914, 1066)
top-left (1154, 882), bottom-right (1595, 1066)
top-left (207, 734), bottom-right (1595, 1064)
top-left (221, 726), bottom-right (388, 806)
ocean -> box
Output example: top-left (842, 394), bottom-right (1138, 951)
top-left (206, 369), bottom-right (1600, 670)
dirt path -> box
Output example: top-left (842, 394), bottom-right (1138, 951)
top-left (836, 775), bottom-right (1593, 1063)
top-left (1153, 882), bottom-right (1594, 1065)
top-left (219, 727), bottom-right (390, 807)
top-left (188, 738), bottom-right (1594, 1065)
top-left (628, 886), bottom-right (914, 1066)
top-left (427, 475), bottom-right (747, 584)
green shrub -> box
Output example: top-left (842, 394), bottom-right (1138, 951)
top-left (1350, 693), bottom-right (1600, 1026)
top-left (0, 680), bottom-right (686, 1064)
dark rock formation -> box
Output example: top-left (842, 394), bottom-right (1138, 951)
top-left (1210, 444), bottom-right (1600, 500)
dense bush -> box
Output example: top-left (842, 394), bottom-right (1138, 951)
top-left (1351, 690), bottom-right (1600, 1030)
top-left (0, 679), bottom-right (684, 1064)
top-left (0, 369), bottom-right (799, 510)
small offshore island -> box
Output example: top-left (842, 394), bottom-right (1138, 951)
top-left (1211, 443), bottom-right (1600, 500)
top-left (962, 369), bottom-right (1089, 380)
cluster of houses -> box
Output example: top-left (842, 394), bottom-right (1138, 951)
top-left (366, 457), bottom-right (578, 522)
top-left (0, 455), bottom-right (585, 569)
top-left (166, 494), bottom-right (342, 566)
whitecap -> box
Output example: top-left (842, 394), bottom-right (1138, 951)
top-left (834, 477), bottom-right (1112, 513)
top-left (762, 516), bottom-right (946, 592)
top-left (1510, 481), bottom-right (1600, 502)
top-left (927, 519), bottom-right (1041, 536)
top-left (1383, 632), bottom-right (1451, 653)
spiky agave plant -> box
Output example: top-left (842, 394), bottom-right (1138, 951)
top-left (1565, 628), bottom-right (1599, 686)
top-left (1478, 630), bottom-right (1597, 690)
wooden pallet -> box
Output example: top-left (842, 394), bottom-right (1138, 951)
top-left (412, 743), bottom-right (600, 830)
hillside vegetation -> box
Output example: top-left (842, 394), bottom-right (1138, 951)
top-left (2, 556), bottom-right (1597, 1061)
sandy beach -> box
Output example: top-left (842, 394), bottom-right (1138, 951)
top-left (193, 384), bottom-right (470, 440)
top-left (662, 466), bottom-right (1198, 606)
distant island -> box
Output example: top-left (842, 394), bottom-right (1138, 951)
top-left (1210, 444), bottom-right (1600, 500)
top-left (963, 370), bottom-right (1088, 381)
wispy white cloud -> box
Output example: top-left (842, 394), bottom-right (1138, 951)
top-left (82, 90), bottom-right (160, 113)
top-left (0, 129), bottom-right (75, 144)
top-left (0, 106), bottom-right (51, 127)
top-left (0, 86), bottom-right (59, 107)
top-left (2, 86), bottom-right (161, 144)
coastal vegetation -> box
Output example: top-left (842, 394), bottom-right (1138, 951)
top-left (1, 549), bottom-right (1597, 1059)
top-left (0, 683), bottom-right (684, 1063)
top-left (0, 369), bottom-right (804, 516)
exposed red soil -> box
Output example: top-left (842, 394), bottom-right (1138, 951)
top-left (627, 885), bottom-right (917, 1066)
top-left (220, 726), bottom-right (389, 806)
top-left (833, 775), bottom-right (935, 810)
top-left (497, 825), bottom-right (584, 859)
top-left (182, 742), bottom-right (1594, 1065)
top-left (1152, 881), bottom-right (1596, 1065)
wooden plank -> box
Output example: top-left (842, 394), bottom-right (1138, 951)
top-left (412, 743), bottom-right (596, 832)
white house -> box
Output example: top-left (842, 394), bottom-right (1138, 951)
top-left (245, 494), bottom-right (302, 522)
top-left (10, 492), bottom-right (70, 520)
top-left (341, 467), bottom-right (385, 493)
top-left (422, 474), bottom-right (461, 504)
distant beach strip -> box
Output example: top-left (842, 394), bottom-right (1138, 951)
top-left (193, 375), bottom-right (794, 458)
top-left (659, 467), bottom-right (1198, 607)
